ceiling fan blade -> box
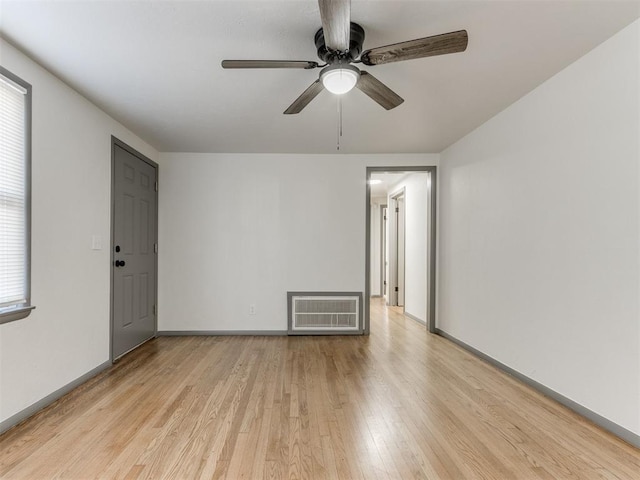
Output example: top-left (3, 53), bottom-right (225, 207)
top-left (361, 30), bottom-right (468, 66)
top-left (318, 0), bottom-right (350, 52)
top-left (356, 71), bottom-right (404, 110)
top-left (221, 60), bottom-right (319, 69)
top-left (284, 80), bottom-right (324, 114)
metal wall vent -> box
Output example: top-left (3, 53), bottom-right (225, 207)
top-left (287, 292), bottom-right (363, 335)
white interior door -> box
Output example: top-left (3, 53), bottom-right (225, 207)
top-left (381, 205), bottom-right (387, 298)
top-left (397, 195), bottom-right (405, 307)
top-left (388, 191), bottom-right (405, 307)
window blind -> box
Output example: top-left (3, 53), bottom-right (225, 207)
top-left (0, 73), bottom-right (28, 309)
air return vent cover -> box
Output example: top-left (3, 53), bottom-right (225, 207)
top-left (287, 292), bottom-right (363, 335)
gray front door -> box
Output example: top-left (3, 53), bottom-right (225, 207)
top-left (112, 139), bottom-right (157, 360)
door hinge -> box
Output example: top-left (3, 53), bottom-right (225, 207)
top-left (395, 286), bottom-right (399, 292)
top-left (395, 207), bottom-right (399, 213)
top-left (154, 243), bottom-right (158, 253)
top-left (383, 281), bottom-right (387, 285)
top-left (155, 181), bottom-right (158, 192)
top-left (383, 216), bottom-right (387, 220)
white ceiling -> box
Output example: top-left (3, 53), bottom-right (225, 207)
top-left (370, 173), bottom-right (408, 197)
top-left (1, 1), bottom-right (639, 154)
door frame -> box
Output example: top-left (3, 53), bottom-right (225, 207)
top-left (380, 204), bottom-right (387, 299)
top-left (110, 136), bottom-right (159, 363)
top-left (388, 188), bottom-right (406, 308)
top-left (364, 166), bottom-right (437, 334)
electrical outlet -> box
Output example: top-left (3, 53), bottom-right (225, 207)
top-left (249, 304), bottom-right (256, 315)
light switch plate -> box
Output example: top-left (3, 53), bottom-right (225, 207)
top-left (91, 235), bottom-right (102, 250)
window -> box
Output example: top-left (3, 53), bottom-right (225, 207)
top-left (0, 66), bottom-right (33, 324)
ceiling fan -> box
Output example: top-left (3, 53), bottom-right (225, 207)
top-left (222, 0), bottom-right (468, 114)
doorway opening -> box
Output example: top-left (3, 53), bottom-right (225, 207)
top-left (364, 166), bottom-right (436, 334)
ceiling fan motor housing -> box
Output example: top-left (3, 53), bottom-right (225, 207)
top-left (315, 22), bottom-right (365, 64)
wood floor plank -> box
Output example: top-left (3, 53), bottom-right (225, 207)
top-left (1, 299), bottom-right (638, 479)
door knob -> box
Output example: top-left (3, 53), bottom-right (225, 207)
top-left (114, 260), bottom-right (126, 267)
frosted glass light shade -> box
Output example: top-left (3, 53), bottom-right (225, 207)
top-left (320, 65), bottom-right (360, 94)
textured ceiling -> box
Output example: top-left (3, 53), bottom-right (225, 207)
top-left (1, 1), bottom-right (639, 154)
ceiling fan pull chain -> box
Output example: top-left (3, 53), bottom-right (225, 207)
top-left (339, 96), bottom-right (343, 138)
top-left (337, 96), bottom-right (342, 151)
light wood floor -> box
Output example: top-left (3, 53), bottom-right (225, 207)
top-left (1, 299), bottom-right (638, 479)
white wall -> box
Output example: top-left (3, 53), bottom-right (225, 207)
top-left (388, 173), bottom-right (430, 323)
top-left (439, 20), bottom-right (640, 436)
top-left (370, 196), bottom-right (386, 297)
top-left (0, 40), bottom-right (158, 424)
top-left (157, 153), bottom-right (437, 332)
